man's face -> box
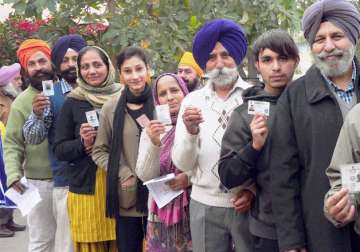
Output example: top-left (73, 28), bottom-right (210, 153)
top-left (10, 73), bottom-right (23, 89)
top-left (256, 48), bottom-right (298, 93)
top-left (59, 49), bottom-right (78, 84)
top-left (26, 51), bottom-right (54, 91)
top-left (312, 21), bottom-right (355, 78)
top-left (205, 42), bottom-right (238, 88)
top-left (177, 65), bottom-right (200, 91)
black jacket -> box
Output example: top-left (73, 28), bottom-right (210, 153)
top-left (269, 62), bottom-right (360, 252)
top-left (219, 84), bottom-right (279, 240)
top-left (54, 97), bottom-right (97, 194)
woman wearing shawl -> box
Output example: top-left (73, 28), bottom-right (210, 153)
top-left (92, 46), bottom-right (153, 252)
top-left (54, 46), bottom-right (120, 252)
top-left (136, 73), bottom-right (192, 252)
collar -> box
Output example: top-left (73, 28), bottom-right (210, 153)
top-left (306, 59), bottom-right (359, 104)
top-left (203, 75), bottom-right (252, 100)
top-left (59, 79), bottom-right (73, 94)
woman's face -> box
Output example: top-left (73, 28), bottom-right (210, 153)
top-left (156, 75), bottom-right (185, 115)
top-left (120, 56), bottom-right (148, 95)
top-left (79, 50), bottom-right (108, 87)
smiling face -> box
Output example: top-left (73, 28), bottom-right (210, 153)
top-left (120, 56), bottom-right (148, 96)
top-left (79, 49), bottom-right (108, 87)
top-left (312, 21), bottom-right (355, 78)
top-left (156, 75), bottom-right (185, 116)
top-left (256, 48), bottom-right (298, 95)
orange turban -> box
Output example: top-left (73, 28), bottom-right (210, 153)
top-left (17, 39), bottom-right (51, 69)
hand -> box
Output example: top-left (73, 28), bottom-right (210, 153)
top-left (182, 106), bottom-right (203, 135)
top-left (167, 173), bottom-right (189, 191)
top-left (9, 181), bottom-right (27, 194)
top-left (146, 120), bottom-right (165, 146)
top-left (231, 189), bottom-right (253, 212)
top-left (250, 114), bottom-right (268, 151)
top-left (80, 123), bottom-right (97, 154)
top-left (121, 176), bottom-right (136, 189)
top-left (32, 94), bottom-right (50, 116)
top-left (286, 248), bottom-right (307, 252)
top-left (325, 188), bottom-right (356, 224)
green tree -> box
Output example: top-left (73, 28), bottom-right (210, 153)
top-left (1, 0), bottom-right (312, 78)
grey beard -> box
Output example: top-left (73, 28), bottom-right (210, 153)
top-left (314, 45), bottom-right (355, 78)
top-left (207, 67), bottom-right (238, 88)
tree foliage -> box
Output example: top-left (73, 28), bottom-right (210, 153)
top-left (1, 0), bottom-right (314, 77)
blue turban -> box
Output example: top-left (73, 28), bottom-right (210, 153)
top-left (302, 0), bottom-right (360, 45)
top-left (192, 19), bottom-right (247, 70)
top-left (51, 34), bottom-right (87, 69)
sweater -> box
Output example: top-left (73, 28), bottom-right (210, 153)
top-left (4, 86), bottom-right (52, 186)
top-left (172, 76), bottom-right (253, 208)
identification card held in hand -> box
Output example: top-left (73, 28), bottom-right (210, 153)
top-left (86, 110), bottom-right (99, 128)
top-left (42, 80), bottom-right (54, 96)
top-left (248, 100), bottom-right (270, 116)
top-left (341, 163), bottom-right (360, 193)
top-left (136, 114), bottom-right (150, 128)
top-left (155, 104), bottom-right (172, 125)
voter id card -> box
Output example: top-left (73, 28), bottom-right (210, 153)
top-left (136, 114), bottom-right (150, 128)
top-left (85, 110), bottom-right (99, 128)
top-left (248, 100), bottom-right (270, 116)
top-left (341, 163), bottom-right (360, 193)
top-left (42, 80), bottom-right (54, 96)
top-left (155, 104), bottom-right (172, 125)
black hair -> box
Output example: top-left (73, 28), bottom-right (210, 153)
top-left (253, 29), bottom-right (299, 62)
top-left (77, 46), bottom-right (109, 70)
top-left (116, 46), bottom-right (148, 70)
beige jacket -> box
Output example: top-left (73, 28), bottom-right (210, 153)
top-left (92, 93), bottom-right (145, 217)
top-left (325, 103), bottom-right (360, 234)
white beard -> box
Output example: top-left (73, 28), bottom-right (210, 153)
top-left (314, 45), bottom-right (355, 78)
top-left (207, 67), bottom-right (238, 88)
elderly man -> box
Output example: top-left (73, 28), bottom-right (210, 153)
top-left (22, 34), bottom-right (86, 252)
top-left (177, 51), bottom-right (204, 91)
top-left (4, 39), bottom-right (57, 252)
top-left (268, 1), bottom-right (360, 252)
top-left (218, 29), bottom-right (299, 252)
top-left (0, 63), bottom-right (25, 238)
top-left (172, 19), bottom-right (253, 252)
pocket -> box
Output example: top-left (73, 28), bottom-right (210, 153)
top-left (118, 184), bottom-right (137, 209)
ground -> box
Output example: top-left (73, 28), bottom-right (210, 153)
top-left (0, 210), bottom-right (28, 252)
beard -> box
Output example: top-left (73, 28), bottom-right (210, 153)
top-left (182, 77), bottom-right (200, 92)
top-left (207, 67), bottom-right (238, 88)
top-left (60, 66), bottom-right (77, 84)
top-left (314, 45), bottom-right (355, 78)
top-left (28, 68), bottom-right (55, 91)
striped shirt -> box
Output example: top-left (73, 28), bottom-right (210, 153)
top-left (323, 61), bottom-right (356, 104)
top-left (23, 79), bottom-right (72, 145)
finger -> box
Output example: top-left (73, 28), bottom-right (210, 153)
top-left (336, 202), bottom-right (352, 222)
top-left (328, 191), bottom-right (350, 215)
top-left (326, 188), bottom-right (348, 209)
top-left (341, 205), bottom-right (356, 223)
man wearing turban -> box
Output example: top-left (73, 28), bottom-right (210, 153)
top-left (22, 34), bottom-right (86, 252)
top-left (268, 1), bottom-right (360, 252)
top-left (4, 39), bottom-right (57, 252)
top-left (172, 19), bottom-right (253, 252)
top-left (177, 51), bottom-right (204, 92)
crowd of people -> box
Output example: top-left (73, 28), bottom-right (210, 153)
top-left (1, 0), bottom-right (360, 252)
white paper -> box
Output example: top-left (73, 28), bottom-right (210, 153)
top-left (86, 110), bottom-right (99, 127)
top-left (248, 100), bottom-right (270, 116)
top-left (341, 163), bottom-right (360, 193)
top-left (155, 104), bottom-right (172, 125)
top-left (144, 173), bottom-right (184, 208)
top-left (42, 80), bottom-right (54, 96)
top-left (5, 177), bottom-right (42, 216)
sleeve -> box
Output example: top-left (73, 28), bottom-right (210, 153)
top-left (53, 100), bottom-right (85, 162)
top-left (92, 102), bottom-right (112, 170)
top-left (218, 107), bottom-right (261, 189)
top-left (3, 106), bottom-right (25, 186)
top-left (324, 112), bottom-right (360, 226)
top-left (22, 108), bottom-right (52, 145)
top-left (135, 130), bottom-right (161, 182)
top-left (171, 97), bottom-right (200, 172)
top-left (269, 94), bottom-right (306, 251)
